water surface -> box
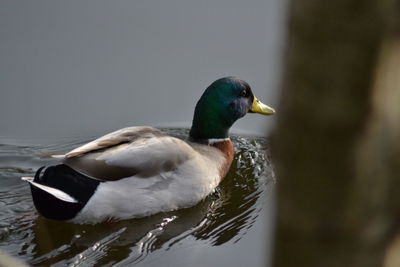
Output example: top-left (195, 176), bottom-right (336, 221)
top-left (0, 128), bottom-right (274, 266)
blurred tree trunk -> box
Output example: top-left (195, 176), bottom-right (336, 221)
top-left (271, 0), bottom-right (400, 266)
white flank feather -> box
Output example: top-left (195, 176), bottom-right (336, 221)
top-left (26, 180), bottom-right (78, 203)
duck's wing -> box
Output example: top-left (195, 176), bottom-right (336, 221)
top-left (62, 126), bottom-right (194, 181)
top-left (65, 126), bottom-right (164, 158)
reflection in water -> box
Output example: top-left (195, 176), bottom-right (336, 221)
top-left (0, 129), bottom-right (274, 266)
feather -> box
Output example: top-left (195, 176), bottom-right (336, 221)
top-left (62, 127), bottom-right (193, 180)
top-left (65, 126), bottom-right (163, 158)
top-left (27, 180), bottom-right (78, 203)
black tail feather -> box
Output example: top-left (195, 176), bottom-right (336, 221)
top-left (29, 164), bottom-right (101, 221)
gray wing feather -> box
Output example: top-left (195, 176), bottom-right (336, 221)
top-left (62, 127), bottom-right (193, 181)
top-left (65, 126), bottom-right (163, 158)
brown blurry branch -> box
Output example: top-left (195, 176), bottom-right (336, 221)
top-left (271, 0), bottom-right (400, 266)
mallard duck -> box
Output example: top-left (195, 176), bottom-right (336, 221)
top-left (22, 77), bottom-right (274, 224)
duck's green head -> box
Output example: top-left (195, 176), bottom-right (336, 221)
top-left (189, 77), bottom-right (275, 141)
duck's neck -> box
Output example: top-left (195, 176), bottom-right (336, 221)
top-left (188, 109), bottom-right (235, 177)
top-left (189, 108), bottom-right (232, 142)
top-left (189, 88), bottom-right (235, 142)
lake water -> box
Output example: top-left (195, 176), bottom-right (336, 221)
top-left (0, 128), bottom-right (275, 266)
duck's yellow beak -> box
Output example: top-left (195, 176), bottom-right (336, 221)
top-left (250, 96), bottom-right (275, 115)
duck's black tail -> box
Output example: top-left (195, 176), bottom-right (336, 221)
top-left (27, 164), bottom-right (101, 221)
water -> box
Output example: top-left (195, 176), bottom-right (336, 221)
top-left (0, 128), bottom-right (274, 266)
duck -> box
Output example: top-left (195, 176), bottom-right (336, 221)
top-left (22, 77), bottom-right (275, 224)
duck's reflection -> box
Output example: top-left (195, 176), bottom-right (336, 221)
top-left (30, 195), bottom-right (215, 266)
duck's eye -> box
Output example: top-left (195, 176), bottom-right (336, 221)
top-left (240, 90), bottom-right (247, 97)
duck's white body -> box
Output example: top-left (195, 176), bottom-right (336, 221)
top-left (25, 126), bottom-right (232, 224)
top-left (74, 155), bottom-right (223, 223)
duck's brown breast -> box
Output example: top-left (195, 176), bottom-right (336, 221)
top-left (211, 140), bottom-right (234, 179)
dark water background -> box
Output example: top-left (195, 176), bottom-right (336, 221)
top-left (0, 128), bottom-right (275, 266)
